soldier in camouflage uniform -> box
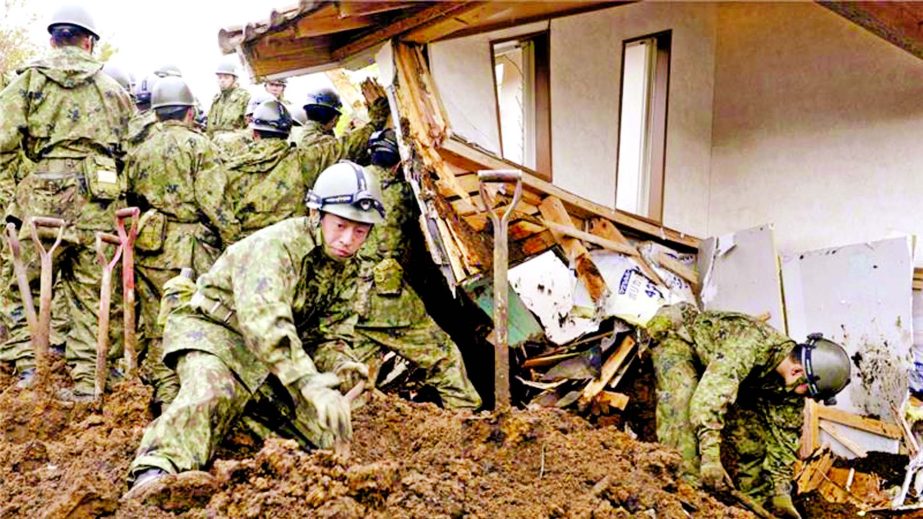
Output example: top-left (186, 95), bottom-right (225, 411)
top-left (0, 5), bottom-right (133, 399)
top-left (125, 74), bottom-right (159, 153)
top-left (124, 76), bottom-right (239, 409)
top-left (297, 85), bottom-right (390, 187)
top-left (211, 92), bottom-right (271, 158)
top-left (123, 163), bottom-right (384, 502)
top-left (206, 61), bottom-right (250, 138)
top-left (314, 132), bottom-right (480, 409)
top-left (646, 303), bottom-right (851, 519)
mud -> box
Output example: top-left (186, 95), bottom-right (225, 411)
top-left (0, 371), bottom-right (755, 518)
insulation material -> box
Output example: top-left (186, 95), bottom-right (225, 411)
top-left (590, 250), bottom-right (670, 327)
top-left (698, 224), bottom-right (786, 332)
top-left (638, 242), bottom-right (697, 304)
top-left (782, 236), bottom-right (914, 457)
top-left (509, 251), bottom-right (599, 345)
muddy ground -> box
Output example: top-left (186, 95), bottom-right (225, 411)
top-left (0, 362), bottom-right (914, 518)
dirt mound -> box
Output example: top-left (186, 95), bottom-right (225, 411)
top-left (0, 374), bottom-right (752, 518)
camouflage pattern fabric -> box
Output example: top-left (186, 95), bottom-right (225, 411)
top-left (228, 137), bottom-right (311, 238)
top-left (649, 303), bottom-right (802, 503)
top-left (297, 97), bottom-right (390, 187)
top-left (125, 109), bottom-right (158, 153)
top-left (124, 120), bottom-right (238, 405)
top-left (315, 165), bottom-right (481, 410)
top-left (0, 45), bottom-right (133, 391)
top-left (206, 85), bottom-right (250, 137)
top-left (129, 216), bottom-right (359, 475)
top-left (211, 128), bottom-right (252, 158)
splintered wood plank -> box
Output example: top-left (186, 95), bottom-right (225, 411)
top-left (596, 391), bottom-right (630, 412)
top-left (588, 217), bottom-right (666, 288)
top-left (539, 196), bottom-right (609, 303)
top-left (543, 221), bottom-right (638, 257)
top-left (578, 336), bottom-right (636, 409)
top-left (815, 405), bottom-right (902, 439)
top-left (520, 231), bottom-right (556, 256)
top-left (435, 218), bottom-right (467, 283)
top-left (656, 251), bottom-right (699, 288)
top-left (820, 421), bottom-right (868, 458)
top-left (801, 399), bottom-right (820, 459)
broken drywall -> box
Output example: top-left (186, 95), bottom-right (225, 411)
top-left (782, 236), bottom-right (914, 457)
top-left (913, 289), bottom-right (923, 393)
top-left (509, 251), bottom-right (599, 345)
top-left (698, 224), bottom-right (786, 332)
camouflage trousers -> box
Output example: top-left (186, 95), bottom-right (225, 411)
top-left (130, 349), bottom-right (327, 477)
top-left (338, 279), bottom-right (481, 410)
top-left (1, 231), bottom-right (123, 391)
top-left (136, 264), bottom-right (182, 408)
top-left (652, 334), bottom-right (773, 503)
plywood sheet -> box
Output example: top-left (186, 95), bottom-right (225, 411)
top-left (698, 224), bottom-right (786, 332)
top-left (782, 236), bottom-right (914, 457)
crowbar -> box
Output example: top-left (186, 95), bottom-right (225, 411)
top-left (115, 207), bottom-right (140, 375)
top-left (94, 232), bottom-right (123, 402)
top-left (477, 170), bottom-right (523, 411)
top-left (28, 217), bottom-right (66, 383)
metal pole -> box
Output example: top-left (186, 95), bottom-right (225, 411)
top-left (477, 170), bottom-right (523, 410)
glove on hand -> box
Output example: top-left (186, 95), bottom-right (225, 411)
top-left (771, 493), bottom-right (802, 519)
top-left (296, 373), bottom-right (352, 443)
top-left (334, 360), bottom-right (369, 393)
top-left (699, 455), bottom-right (733, 492)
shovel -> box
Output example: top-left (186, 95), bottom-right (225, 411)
top-left (116, 207), bottom-right (140, 375)
top-left (28, 217), bottom-right (67, 382)
top-left (477, 170), bottom-right (523, 411)
top-left (5, 222), bottom-right (40, 376)
top-left (94, 232), bottom-right (123, 402)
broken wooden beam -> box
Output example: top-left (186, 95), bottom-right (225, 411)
top-left (539, 196), bottom-right (609, 304)
top-left (801, 399), bottom-right (820, 459)
top-left (587, 217), bottom-right (667, 288)
top-left (543, 221), bottom-right (638, 257)
top-left (655, 251), bottom-right (699, 289)
top-left (816, 405), bottom-right (902, 439)
top-left (577, 336), bottom-right (636, 410)
top-left (820, 420), bottom-right (868, 458)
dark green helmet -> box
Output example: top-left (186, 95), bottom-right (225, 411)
top-left (798, 333), bottom-right (851, 405)
top-left (155, 64), bottom-right (182, 78)
top-left (306, 161), bottom-right (384, 225)
top-left (47, 4), bottom-right (99, 39)
top-left (151, 76), bottom-right (195, 109)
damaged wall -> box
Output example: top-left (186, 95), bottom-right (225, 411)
top-left (709, 2), bottom-right (923, 264)
top-left (427, 4), bottom-right (717, 236)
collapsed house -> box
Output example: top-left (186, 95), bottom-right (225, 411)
top-left (220, 1), bottom-right (923, 512)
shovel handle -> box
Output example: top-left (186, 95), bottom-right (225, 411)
top-left (95, 233), bottom-right (123, 269)
top-left (115, 207), bottom-right (140, 244)
top-left (28, 217), bottom-right (67, 257)
top-left (477, 170), bottom-right (523, 226)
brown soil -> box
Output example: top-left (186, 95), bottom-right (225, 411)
top-left (0, 369), bottom-right (756, 519)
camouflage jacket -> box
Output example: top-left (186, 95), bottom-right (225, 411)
top-left (168, 216), bottom-right (359, 391)
top-left (206, 86), bottom-right (250, 136)
top-left (0, 46), bottom-right (133, 230)
top-left (125, 109), bottom-right (159, 153)
top-left (212, 128), bottom-right (252, 158)
top-left (227, 137), bottom-right (311, 238)
top-left (0, 46), bottom-right (132, 163)
top-left (124, 120), bottom-right (239, 267)
top-left (662, 307), bottom-right (801, 491)
top-left (297, 97), bottom-right (390, 188)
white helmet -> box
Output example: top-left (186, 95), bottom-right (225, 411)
top-left (306, 161), bottom-right (385, 225)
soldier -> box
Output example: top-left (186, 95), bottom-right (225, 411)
top-left (212, 91), bottom-right (271, 157)
top-left (206, 60), bottom-right (250, 137)
top-left (123, 163), bottom-right (383, 502)
top-left (124, 76), bottom-right (239, 409)
top-left (102, 62), bottom-right (133, 98)
top-left (645, 303), bottom-right (852, 519)
top-left (297, 84), bottom-right (390, 186)
top-left (263, 78), bottom-right (287, 103)
top-left (0, 5), bottom-right (133, 399)
top-left (126, 73), bottom-right (160, 152)
top-left (227, 99), bottom-right (321, 238)
top-left (315, 131), bottom-right (481, 409)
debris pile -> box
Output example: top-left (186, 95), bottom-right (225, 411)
top-left (0, 365), bottom-right (753, 517)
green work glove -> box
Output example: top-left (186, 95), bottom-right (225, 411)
top-left (295, 373), bottom-right (353, 443)
top-left (771, 493), bottom-right (802, 519)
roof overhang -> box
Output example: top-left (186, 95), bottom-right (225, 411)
top-left (219, 1), bottom-right (627, 80)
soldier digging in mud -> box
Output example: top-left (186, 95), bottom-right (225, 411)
top-left (123, 162), bottom-right (384, 503)
top-left (645, 302), bottom-right (852, 518)
top-left (310, 130), bottom-right (481, 410)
